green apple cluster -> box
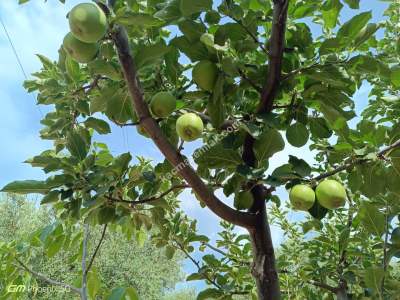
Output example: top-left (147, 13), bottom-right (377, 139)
top-left (62, 3), bottom-right (108, 63)
top-left (289, 179), bottom-right (346, 212)
top-left (146, 91), bottom-right (204, 142)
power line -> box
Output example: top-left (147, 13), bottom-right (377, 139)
top-left (0, 13), bottom-right (44, 117)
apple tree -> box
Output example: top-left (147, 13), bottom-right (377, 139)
top-left (2, 0), bottom-right (400, 299)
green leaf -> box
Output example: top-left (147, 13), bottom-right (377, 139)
top-left (178, 19), bottom-right (206, 42)
top-left (66, 130), bottom-right (89, 161)
top-left (197, 288), bottom-right (223, 300)
top-left (171, 36), bottom-right (209, 62)
top-left (165, 245), bottom-right (175, 259)
top-left (36, 54), bottom-right (53, 69)
top-left (343, 0), bottom-right (359, 9)
top-left (1, 180), bottom-right (50, 194)
top-left (47, 235), bottom-right (64, 257)
top-left (253, 128), bottom-right (285, 162)
top-left (319, 103), bottom-right (349, 133)
top-left (87, 271), bottom-right (101, 300)
top-left (154, 0), bottom-right (181, 23)
top-left (105, 89), bottom-right (135, 123)
top-left (286, 123), bottom-right (309, 147)
top-left (194, 144), bottom-right (242, 169)
top-left (391, 66), bottom-right (400, 88)
top-left (88, 60), bottom-right (121, 81)
top-left (65, 55), bottom-right (81, 82)
top-left (180, 0), bottom-right (212, 17)
top-left (186, 272), bottom-right (205, 281)
top-left (309, 117), bottom-right (332, 138)
top-left (85, 117), bottom-right (111, 135)
top-left (97, 207), bottom-right (116, 225)
top-left (321, 0), bottom-right (343, 29)
top-left (115, 12), bottom-right (163, 27)
top-left (125, 287), bottom-right (139, 300)
top-left (207, 73), bottom-right (225, 128)
top-left (136, 229), bottom-right (147, 247)
top-left (337, 11), bottom-right (372, 41)
top-left (289, 155), bottom-right (311, 177)
top-left (41, 190), bottom-right (60, 204)
top-left (357, 202), bottom-right (385, 236)
top-left (107, 287), bottom-right (126, 300)
top-left (353, 23), bottom-right (380, 48)
top-left (363, 266), bottom-right (384, 293)
top-left (134, 43), bottom-right (171, 69)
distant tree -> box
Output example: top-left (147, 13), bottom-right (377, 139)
top-left (0, 194), bottom-right (190, 299)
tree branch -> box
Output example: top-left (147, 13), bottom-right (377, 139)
top-left (14, 257), bottom-right (81, 295)
top-left (85, 224), bottom-right (108, 276)
top-left (308, 280), bottom-right (338, 293)
top-left (313, 138), bottom-right (400, 182)
top-left (257, 0), bottom-right (289, 113)
top-left (111, 25), bottom-right (255, 228)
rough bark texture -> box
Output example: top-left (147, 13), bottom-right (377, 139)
top-left (248, 185), bottom-right (281, 300)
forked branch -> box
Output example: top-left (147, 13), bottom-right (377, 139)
top-left (111, 25), bottom-right (255, 228)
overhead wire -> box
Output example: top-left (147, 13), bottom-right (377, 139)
top-left (0, 13), bottom-right (44, 118)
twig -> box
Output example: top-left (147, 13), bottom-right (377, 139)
top-left (14, 257), bottom-right (81, 295)
top-left (85, 224), bottom-right (108, 276)
top-left (73, 76), bottom-right (103, 95)
top-left (112, 118), bottom-right (140, 127)
top-left (202, 242), bottom-right (251, 266)
top-left (107, 184), bottom-right (190, 206)
top-left (308, 280), bottom-right (338, 293)
top-left (178, 140), bottom-right (184, 152)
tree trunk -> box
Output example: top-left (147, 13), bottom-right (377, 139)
top-left (336, 289), bottom-right (348, 300)
top-left (248, 186), bottom-right (281, 299)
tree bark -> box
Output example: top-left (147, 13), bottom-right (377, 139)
top-left (241, 0), bottom-right (289, 297)
top-left (248, 187), bottom-right (280, 300)
top-left (336, 288), bottom-right (349, 300)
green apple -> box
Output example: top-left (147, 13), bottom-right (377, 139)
top-left (192, 60), bottom-right (218, 92)
top-left (391, 227), bottom-right (400, 245)
top-left (68, 3), bottom-right (107, 43)
top-left (289, 184), bottom-right (315, 211)
top-left (63, 32), bottom-right (98, 63)
top-left (316, 180), bottom-right (346, 209)
top-left (176, 113), bottom-right (204, 142)
top-left (150, 92), bottom-right (176, 118)
top-left (234, 191), bottom-right (254, 210)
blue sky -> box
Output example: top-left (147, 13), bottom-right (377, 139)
top-left (0, 0), bottom-right (389, 293)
